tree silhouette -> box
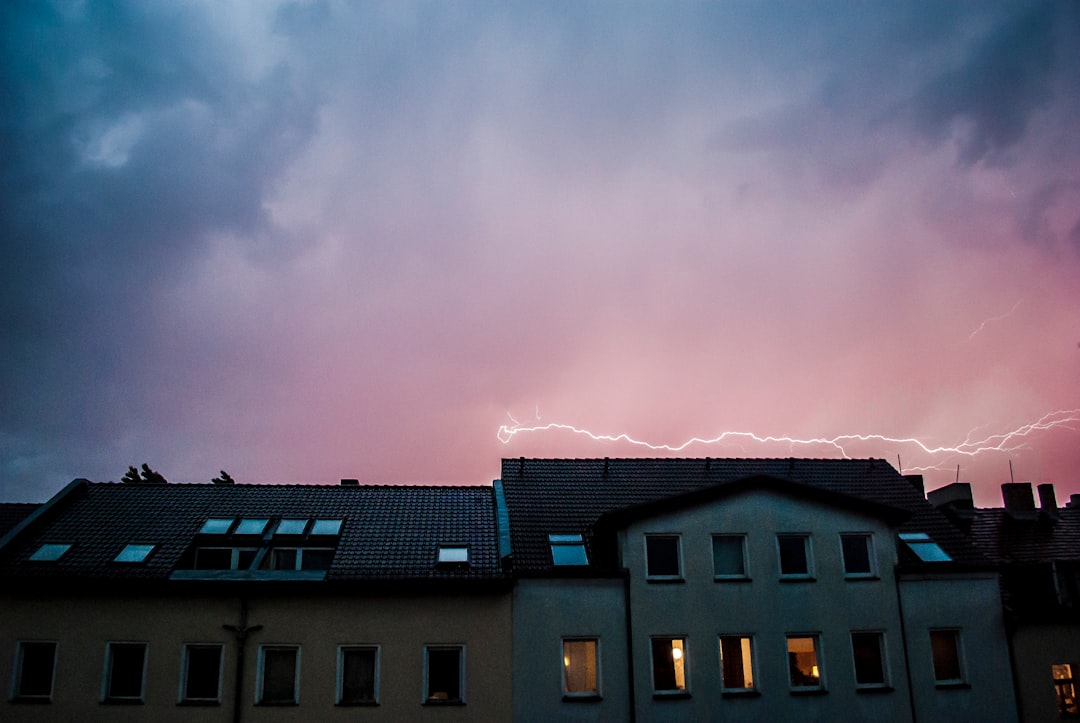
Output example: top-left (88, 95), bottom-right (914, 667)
top-left (122, 463), bottom-right (168, 484)
top-left (212, 470), bottom-right (236, 485)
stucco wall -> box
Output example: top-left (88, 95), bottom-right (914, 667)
top-left (1010, 623), bottom-right (1080, 722)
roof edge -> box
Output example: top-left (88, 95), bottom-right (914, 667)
top-left (0, 478), bottom-right (89, 553)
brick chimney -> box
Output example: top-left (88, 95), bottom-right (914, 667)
top-left (1001, 482), bottom-right (1035, 511)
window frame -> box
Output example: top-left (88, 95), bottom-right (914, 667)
top-left (561, 638), bottom-right (600, 699)
top-left (644, 534), bottom-right (683, 581)
top-left (900, 532), bottom-right (952, 562)
top-left (114, 544), bottom-right (157, 564)
top-left (193, 546), bottom-right (259, 570)
top-left (256, 644), bottom-right (301, 705)
top-left (840, 533), bottom-right (877, 579)
top-left (549, 534), bottom-right (589, 566)
top-left (10, 640), bottom-right (57, 702)
top-left (101, 641), bottom-right (148, 704)
top-left (28, 543), bottom-right (72, 562)
top-left (423, 644), bottom-right (466, 705)
top-left (179, 643), bottom-right (224, 704)
top-left (712, 534), bottom-right (750, 581)
top-left (198, 518), bottom-right (234, 535)
top-left (337, 645), bottom-right (379, 706)
top-left (777, 534), bottom-right (814, 580)
top-left (929, 629), bottom-right (966, 687)
top-left (718, 634), bottom-right (757, 694)
top-left (437, 545), bottom-right (469, 564)
top-left (786, 634), bottom-right (824, 693)
top-left (850, 631), bottom-right (890, 689)
top-left (1053, 663), bottom-right (1079, 718)
top-left (649, 636), bottom-right (689, 696)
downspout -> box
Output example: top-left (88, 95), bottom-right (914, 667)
top-left (623, 570), bottom-right (636, 723)
top-left (223, 597), bottom-right (262, 723)
top-left (893, 569), bottom-right (918, 723)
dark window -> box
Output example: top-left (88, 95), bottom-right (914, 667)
top-left (778, 535), bottom-right (810, 576)
top-left (259, 646), bottom-right (299, 704)
top-left (787, 636), bottom-right (822, 689)
top-left (425, 646), bottom-right (463, 703)
top-left (339, 647), bottom-right (378, 705)
top-left (719, 636), bottom-right (754, 690)
top-left (646, 535), bottom-right (681, 578)
top-left (650, 638), bottom-right (687, 693)
top-left (271, 548), bottom-right (298, 570)
top-left (14, 642), bottom-right (56, 699)
top-left (104, 643), bottom-right (147, 701)
top-left (930, 630), bottom-right (963, 683)
top-left (563, 639), bottom-right (599, 695)
top-left (851, 632), bottom-right (887, 686)
top-left (182, 645), bottom-right (223, 701)
top-left (712, 535), bottom-right (747, 578)
top-left (841, 534), bottom-right (874, 576)
top-left (302, 548), bottom-right (334, 570)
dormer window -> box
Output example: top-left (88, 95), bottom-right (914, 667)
top-left (199, 518), bottom-right (234, 535)
top-left (311, 519), bottom-right (343, 536)
top-left (114, 544), bottom-right (156, 563)
top-left (899, 532), bottom-right (952, 562)
top-left (549, 534), bottom-right (589, 566)
top-left (437, 546), bottom-right (469, 564)
top-left (29, 543), bottom-right (72, 562)
top-left (274, 519), bottom-right (309, 536)
top-left (234, 518), bottom-right (269, 536)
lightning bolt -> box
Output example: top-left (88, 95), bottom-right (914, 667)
top-left (962, 298), bottom-right (1023, 343)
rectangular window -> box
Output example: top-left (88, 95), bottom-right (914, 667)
top-left (562, 639), bottom-right (599, 697)
top-left (198, 518), bottom-right (233, 534)
top-left (929, 630), bottom-right (964, 685)
top-left (841, 534), bottom-right (875, 577)
top-left (778, 535), bottom-right (812, 578)
top-left (258, 645), bottom-right (300, 705)
top-left (268, 548), bottom-right (334, 571)
top-left (12, 641), bottom-right (57, 701)
top-left (650, 637), bottom-right (687, 694)
top-left (712, 535), bottom-right (748, 579)
top-left (234, 518), bottom-right (269, 536)
top-left (114, 544), bottom-right (156, 563)
top-left (645, 535), bottom-right (682, 579)
top-left (549, 534), bottom-right (589, 566)
top-left (437, 546), bottom-right (469, 564)
top-left (181, 644), bottom-right (223, 703)
top-left (194, 547), bottom-right (258, 570)
top-left (787, 635), bottom-right (823, 690)
top-left (1053, 663), bottom-right (1079, 718)
top-left (338, 646), bottom-right (378, 705)
top-left (851, 632), bottom-right (888, 687)
top-left (424, 646), bottom-right (464, 704)
top-left (310, 519), bottom-right (343, 536)
top-left (103, 642), bottom-right (147, 702)
top-left (718, 636), bottom-right (755, 691)
top-left (900, 532), bottom-right (952, 562)
top-left (274, 519), bottom-right (309, 536)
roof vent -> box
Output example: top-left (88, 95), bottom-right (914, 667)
top-left (1001, 482), bottom-right (1035, 511)
top-left (340, 478), bottom-right (359, 486)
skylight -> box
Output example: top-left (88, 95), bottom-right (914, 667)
top-left (310, 519), bottom-right (343, 536)
top-left (234, 518), bottom-right (269, 535)
top-left (899, 532), bottom-right (952, 562)
top-left (437, 546), bottom-right (469, 564)
top-left (549, 533), bottom-right (589, 566)
top-left (115, 544), bottom-right (156, 563)
top-left (275, 519), bottom-right (309, 536)
top-left (199, 518), bottom-right (234, 535)
top-left (29, 543), bottom-right (72, 562)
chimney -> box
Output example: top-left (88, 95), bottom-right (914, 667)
top-left (904, 474), bottom-right (925, 495)
top-left (340, 478), bottom-right (359, 486)
top-left (928, 482), bottom-right (974, 510)
top-left (1037, 483), bottom-right (1058, 512)
top-left (1068, 494), bottom-right (1080, 510)
top-left (1001, 482), bottom-right (1035, 511)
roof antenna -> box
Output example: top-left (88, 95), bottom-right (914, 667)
top-left (897, 454), bottom-right (902, 474)
top-left (1009, 459), bottom-right (1015, 484)
top-left (955, 464), bottom-right (960, 483)
top-left (519, 456), bottom-right (525, 475)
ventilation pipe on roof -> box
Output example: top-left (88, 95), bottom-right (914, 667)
top-left (1001, 482), bottom-right (1035, 511)
top-left (340, 478), bottom-right (359, 486)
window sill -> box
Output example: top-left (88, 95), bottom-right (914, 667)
top-left (178, 700), bottom-right (221, 706)
top-left (790, 688), bottom-right (828, 696)
top-left (779, 575), bottom-right (815, 582)
top-left (562, 694), bottom-right (602, 702)
top-left (855, 685), bottom-right (894, 694)
top-left (646, 577), bottom-right (685, 584)
top-left (652, 691), bottom-right (691, 700)
top-left (721, 689), bottom-right (761, 698)
top-left (713, 576), bottom-right (751, 583)
top-left (843, 574), bottom-right (880, 581)
top-left (934, 681), bottom-right (971, 690)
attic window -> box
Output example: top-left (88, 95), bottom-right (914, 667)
top-left (437, 546), bottom-right (469, 564)
top-left (311, 519), bottom-right (343, 536)
top-left (115, 544), bottom-right (156, 563)
top-left (274, 519), bottom-right (309, 536)
top-left (549, 534), bottom-right (589, 566)
top-left (899, 532), bottom-right (952, 562)
top-left (29, 543), bottom-right (72, 562)
top-left (234, 518), bottom-right (269, 535)
top-left (199, 518), bottom-right (234, 535)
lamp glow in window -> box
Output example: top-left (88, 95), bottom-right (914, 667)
top-left (787, 636), bottom-right (822, 689)
top-left (650, 638), bottom-right (687, 693)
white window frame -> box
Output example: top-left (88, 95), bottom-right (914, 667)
top-left (718, 634), bottom-right (756, 693)
top-left (644, 534), bottom-right (683, 581)
top-left (256, 644), bottom-right (301, 705)
top-left (786, 634), bottom-right (824, 692)
top-left (850, 630), bottom-right (890, 689)
top-left (101, 641), bottom-right (148, 703)
top-left (649, 636), bottom-right (689, 695)
top-left (423, 644), bottom-right (466, 704)
top-left (712, 534), bottom-right (750, 580)
top-left (777, 534), bottom-right (814, 580)
top-left (840, 533), bottom-right (877, 578)
top-left (929, 629), bottom-right (966, 686)
top-left (11, 640), bottom-right (57, 701)
top-left (336, 645), bottom-right (380, 706)
top-left (561, 637), bottom-right (601, 698)
top-left (178, 643), bottom-right (224, 703)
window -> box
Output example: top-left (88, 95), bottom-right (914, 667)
top-left (1053, 664), bottom-right (1079, 718)
top-left (437, 546), bottom-right (469, 564)
top-left (787, 636), bottom-right (823, 690)
top-left (549, 534), bottom-right (589, 566)
top-left (11, 641), bottom-right (56, 701)
top-left (851, 632), bottom-right (888, 688)
top-left (234, 518), bottom-right (269, 536)
top-left (274, 519), bottom-right (309, 536)
top-left (562, 639), bottom-right (599, 697)
top-left (181, 644), bottom-right (223, 703)
top-left (199, 518), bottom-right (233, 534)
top-left (841, 534), bottom-right (875, 577)
top-left (712, 535), bottom-right (748, 579)
top-left (29, 543), bottom-right (71, 562)
top-left (115, 544), bottom-right (156, 563)
top-left (268, 547), bottom-right (334, 571)
top-left (899, 532), bottom-right (952, 562)
top-left (424, 645), bottom-right (464, 704)
top-left (103, 642), bottom-right (147, 702)
top-left (650, 637), bottom-right (687, 694)
top-left (645, 535), bottom-right (682, 579)
top-left (718, 636), bottom-right (755, 692)
top-left (310, 519), bottom-right (343, 536)
top-left (338, 646), bottom-right (378, 705)
top-left (194, 547), bottom-right (258, 570)
top-left (929, 630), bottom-right (964, 685)
top-left (778, 535), bottom-right (812, 578)
top-left (258, 645), bottom-right (300, 705)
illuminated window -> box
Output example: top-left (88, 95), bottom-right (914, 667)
top-left (274, 519), bottom-right (309, 536)
top-left (719, 636), bottom-right (755, 691)
top-left (787, 635), bottom-right (823, 690)
top-left (851, 632), bottom-right (888, 687)
top-left (424, 646), bottom-right (465, 704)
top-left (338, 646), bottom-right (379, 705)
top-left (114, 544), bottom-right (156, 563)
top-left (645, 535), bottom-right (682, 579)
top-left (650, 637), bottom-right (687, 694)
top-left (29, 543), bottom-right (71, 562)
top-left (1053, 664), bottom-right (1079, 718)
top-left (712, 535), bottom-right (748, 579)
top-left (437, 546), bottom-right (469, 564)
top-left (12, 641), bottom-right (56, 701)
top-left (181, 644), bottom-right (223, 702)
top-left (929, 630), bottom-right (964, 685)
top-left (310, 519), bottom-right (343, 536)
top-left (778, 535), bottom-right (813, 578)
top-left (234, 518), bottom-right (269, 536)
top-left (102, 642), bottom-right (147, 702)
top-left (258, 645), bottom-right (300, 705)
top-left (199, 518), bottom-right (233, 534)
top-left (841, 534), bottom-right (875, 577)
top-left (549, 534), bottom-right (589, 566)
top-left (194, 547), bottom-right (258, 570)
top-left (899, 532), bottom-right (952, 562)
top-left (562, 639), bottom-right (599, 697)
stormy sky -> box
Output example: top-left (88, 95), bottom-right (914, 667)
top-left (3, 1), bottom-right (1079, 505)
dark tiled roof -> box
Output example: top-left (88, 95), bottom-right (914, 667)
top-left (0, 482), bottom-right (504, 583)
top-left (966, 507), bottom-right (1080, 564)
top-left (0, 503), bottom-right (39, 537)
top-left (499, 457), bottom-right (985, 573)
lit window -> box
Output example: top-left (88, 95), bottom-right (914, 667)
top-left (258, 645), bottom-right (300, 705)
top-left (841, 534), bottom-right (875, 577)
top-left (650, 637), bottom-right (687, 694)
top-left (437, 546), bottom-right (469, 564)
top-left (424, 645), bottom-right (465, 704)
top-left (562, 639), bottom-right (599, 697)
top-left (1053, 664), bottom-right (1079, 718)
top-left (12, 641), bottom-right (56, 701)
top-left (549, 534), bottom-right (589, 566)
top-left (338, 646), bottom-right (379, 705)
top-left (719, 636), bottom-right (755, 691)
top-left (29, 544), bottom-right (71, 562)
top-left (645, 535), bottom-right (682, 579)
top-left (234, 518), bottom-right (269, 536)
top-left (712, 535), bottom-right (748, 579)
top-left (851, 632), bottom-right (888, 687)
top-left (114, 544), bottom-right (156, 563)
top-left (899, 532), bottom-right (952, 562)
top-left (181, 645), bottom-right (223, 702)
top-left (929, 630), bottom-right (964, 685)
top-left (274, 519), bottom-right (309, 536)
top-left (102, 642), bottom-right (147, 702)
top-left (199, 518), bottom-right (233, 534)
top-left (311, 519), bottom-right (343, 536)
top-left (787, 635), bottom-right (823, 690)
top-left (778, 535), bottom-right (813, 578)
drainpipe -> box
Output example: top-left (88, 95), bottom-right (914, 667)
top-left (893, 571), bottom-right (917, 723)
top-left (223, 598), bottom-right (262, 723)
top-left (623, 570), bottom-right (636, 723)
